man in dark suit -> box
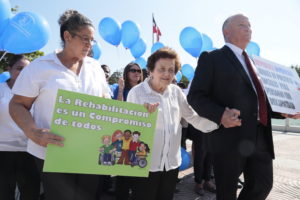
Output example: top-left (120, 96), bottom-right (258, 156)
top-left (187, 14), bottom-right (299, 200)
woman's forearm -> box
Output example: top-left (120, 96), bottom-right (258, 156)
top-left (9, 99), bottom-right (37, 139)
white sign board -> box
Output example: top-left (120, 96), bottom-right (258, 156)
top-left (253, 56), bottom-right (300, 114)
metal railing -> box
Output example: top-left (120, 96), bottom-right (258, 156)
top-left (272, 119), bottom-right (300, 133)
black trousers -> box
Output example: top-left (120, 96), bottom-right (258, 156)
top-left (0, 151), bottom-right (40, 200)
top-left (35, 157), bottom-right (103, 200)
top-left (189, 125), bottom-right (213, 184)
top-left (212, 124), bottom-right (273, 200)
top-left (130, 168), bottom-right (179, 200)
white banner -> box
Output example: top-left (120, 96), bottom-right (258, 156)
top-left (253, 56), bottom-right (300, 114)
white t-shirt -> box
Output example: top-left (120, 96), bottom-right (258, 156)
top-left (12, 51), bottom-right (111, 159)
top-left (0, 82), bottom-right (28, 151)
top-left (127, 78), bottom-right (218, 172)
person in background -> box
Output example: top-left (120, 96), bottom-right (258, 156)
top-left (187, 13), bottom-right (300, 200)
top-left (142, 68), bottom-right (149, 80)
top-left (9, 10), bottom-right (110, 200)
top-left (0, 54), bottom-right (40, 200)
top-left (126, 47), bottom-right (218, 200)
top-left (101, 64), bottom-right (115, 98)
top-left (188, 125), bottom-right (216, 196)
top-left (101, 64), bottom-right (111, 82)
top-left (113, 62), bottom-right (143, 101)
top-left (114, 63), bottom-right (143, 199)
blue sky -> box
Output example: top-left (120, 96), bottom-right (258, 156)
top-left (10, 0), bottom-right (300, 73)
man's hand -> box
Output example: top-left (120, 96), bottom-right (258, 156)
top-left (221, 107), bottom-right (242, 128)
top-left (281, 113), bottom-right (300, 119)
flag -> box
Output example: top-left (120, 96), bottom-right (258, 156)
top-left (152, 16), bottom-right (161, 42)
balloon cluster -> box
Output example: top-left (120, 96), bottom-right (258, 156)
top-left (179, 27), bottom-right (214, 58)
top-left (0, 0), bottom-right (50, 54)
top-left (98, 17), bottom-right (147, 61)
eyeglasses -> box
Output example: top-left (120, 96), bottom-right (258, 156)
top-left (73, 33), bottom-right (96, 45)
top-left (157, 68), bottom-right (175, 75)
top-left (129, 69), bottom-right (142, 73)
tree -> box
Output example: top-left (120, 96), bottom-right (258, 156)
top-left (0, 51), bottom-right (44, 73)
top-left (291, 65), bottom-right (300, 77)
top-left (109, 70), bottom-right (123, 85)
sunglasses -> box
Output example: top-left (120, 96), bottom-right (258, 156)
top-left (129, 69), bottom-right (142, 73)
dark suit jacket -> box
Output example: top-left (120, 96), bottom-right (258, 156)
top-left (187, 45), bottom-right (283, 158)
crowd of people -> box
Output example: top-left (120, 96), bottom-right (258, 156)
top-left (1, 9), bottom-right (299, 200)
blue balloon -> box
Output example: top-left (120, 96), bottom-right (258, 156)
top-left (151, 42), bottom-right (164, 54)
top-left (181, 64), bottom-right (195, 81)
top-left (130, 38), bottom-right (146, 58)
top-left (92, 43), bottom-right (101, 60)
top-left (201, 33), bottom-right (213, 52)
top-left (98, 17), bottom-right (121, 46)
top-left (179, 147), bottom-right (191, 171)
top-left (0, 0), bottom-right (11, 37)
top-left (180, 27), bottom-right (203, 58)
top-left (246, 41), bottom-right (260, 56)
top-left (175, 71), bottom-right (182, 83)
top-left (134, 57), bottom-right (147, 69)
top-left (121, 20), bottom-right (140, 49)
top-left (0, 12), bottom-right (50, 54)
top-left (0, 71), bottom-right (10, 82)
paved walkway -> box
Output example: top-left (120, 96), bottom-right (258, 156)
top-left (102, 131), bottom-right (300, 200)
top-left (174, 131), bottom-right (300, 200)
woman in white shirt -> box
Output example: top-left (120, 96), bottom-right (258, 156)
top-left (126, 47), bottom-right (218, 200)
top-left (0, 55), bottom-right (40, 200)
top-left (9, 10), bottom-right (110, 200)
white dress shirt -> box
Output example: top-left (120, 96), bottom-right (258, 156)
top-left (226, 43), bottom-right (257, 93)
top-left (0, 83), bottom-right (28, 151)
top-left (12, 51), bottom-right (111, 159)
top-left (127, 78), bottom-right (218, 172)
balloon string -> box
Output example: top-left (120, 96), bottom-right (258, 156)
top-left (0, 51), bottom-right (7, 62)
top-left (115, 46), bottom-right (121, 71)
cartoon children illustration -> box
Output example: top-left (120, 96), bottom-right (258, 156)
top-left (136, 142), bottom-right (150, 157)
top-left (99, 135), bottom-right (116, 165)
top-left (131, 141), bottom-right (150, 168)
top-left (128, 131), bottom-right (141, 163)
top-left (117, 130), bottom-right (132, 165)
top-left (111, 130), bottom-right (123, 158)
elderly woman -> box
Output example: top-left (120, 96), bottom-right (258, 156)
top-left (0, 55), bottom-right (40, 200)
top-left (9, 10), bottom-right (110, 200)
top-left (126, 47), bottom-right (218, 200)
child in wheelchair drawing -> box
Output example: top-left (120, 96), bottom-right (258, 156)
top-left (99, 135), bottom-right (116, 165)
top-left (131, 142), bottom-right (150, 168)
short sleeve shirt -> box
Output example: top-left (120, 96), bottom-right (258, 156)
top-left (12, 51), bottom-right (111, 159)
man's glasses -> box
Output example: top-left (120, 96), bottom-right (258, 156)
top-left (73, 33), bottom-right (96, 45)
top-left (129, 69), bottom-right (142, 73)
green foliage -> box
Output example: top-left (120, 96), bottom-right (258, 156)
top-left (291, 65), bottom-right (300, 77)
top-left (11, 6), bottom-right (19, 14)
top-left (0, 51), bottom-right (44, 73)
top-left (180, 75), bottom-right (190, 88)
top-left (109, 69), bottom-right (123, 84)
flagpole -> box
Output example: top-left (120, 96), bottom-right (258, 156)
top-left (152, 13), bottom-right (154, 45)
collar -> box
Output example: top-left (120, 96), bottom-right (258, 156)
top-left (142, 78), bottom-right (171, 97)
top-left (225, 43), bottom-right (244, 56)
top-left (38, 49), bottom-right (93, 65)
